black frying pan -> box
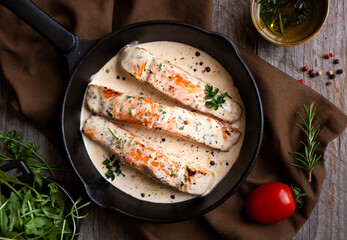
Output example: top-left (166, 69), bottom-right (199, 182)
top-left (1, 0), bottom-right (263, 222)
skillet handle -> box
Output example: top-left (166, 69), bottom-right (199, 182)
top-left (0, 0), bottom-right (75, 53)
top-left (0, 160), bottom-right (34, 182)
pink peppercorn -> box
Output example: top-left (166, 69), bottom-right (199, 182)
top-left (325, 54), bottom-right (331, 59)
top-left (309, 69), bottom-right (314, 74)
top-left (299, 79), bottom-right (305, 83)
top-left (302, 66), bottom-right (308, 71)
top-left (329, 53), bottom-right (334, 57)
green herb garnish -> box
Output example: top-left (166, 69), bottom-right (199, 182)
top-left (258, 0), bottom-right (312, 35)
top-left (102, 155), bottom-right (125, 181)
top-left (108, 128), bottom-right (120, 141)
top-left (106, 109), bottom-right (113, 117)
top-left (290, 103), bottom-right (323, 182)
top-left (204, 85), bottom-right (227, 110)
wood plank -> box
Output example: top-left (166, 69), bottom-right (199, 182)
top-left (213, 0), bottom-right (257, 53)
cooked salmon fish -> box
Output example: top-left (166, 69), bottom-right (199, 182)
top-left (119, 45), bottom-right (242, 123)
top-left (82, 116), bottom-right (215, 195)
top-left (86, 84), bottom-right (241, 151)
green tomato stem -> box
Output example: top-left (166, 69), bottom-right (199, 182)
top-left (291, 185), bottom-right (308, 208)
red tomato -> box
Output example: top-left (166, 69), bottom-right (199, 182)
top-left (246, 182), bottom-right (296, 224)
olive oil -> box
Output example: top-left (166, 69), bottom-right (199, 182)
top-left (259, 0), bottom-right (312, 35)
top-left (255, 0), bottom-right (325, 43)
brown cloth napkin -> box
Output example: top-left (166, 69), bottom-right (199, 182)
top-left (0, 1), bottom-right (346, 240)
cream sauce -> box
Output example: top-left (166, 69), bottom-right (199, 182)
top-left (81, 41), bottom-right (245, 203)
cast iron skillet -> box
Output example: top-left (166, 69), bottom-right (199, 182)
top-left (1, 0), bottom-right (263, 222)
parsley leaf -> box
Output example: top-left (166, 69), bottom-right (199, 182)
top-left (204, 85), bottom-right (227, 110)
top-left (103, 155), bottom-right (125, 181)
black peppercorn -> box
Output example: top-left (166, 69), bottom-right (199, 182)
top-left (310, 73), bottom-right (316, 78)
top-left (210, 161), bottom-right (215, 166)
top-left (329, 74), bottom-right (336, 79)
top-left (195, 51), bottom-right (200, 57)
top-left (170, 195), bottom-right (175, 199)
top-left (336, 69), bottom-right (343, 74)
top-left (333, 59), bottom-right (340, 64)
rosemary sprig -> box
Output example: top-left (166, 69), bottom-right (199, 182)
top-left (290, 103), bottom-right (323, 182)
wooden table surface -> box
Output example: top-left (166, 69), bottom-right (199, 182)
top-left (0, 1), bottom-right (346, 239)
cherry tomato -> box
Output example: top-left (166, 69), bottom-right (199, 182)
top-left (246, 182), bottom-right (296, 224)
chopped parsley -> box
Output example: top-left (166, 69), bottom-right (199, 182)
top-left (103, 155), bottom-right (125, 181)
top-left (106, 109), bottom-right (113, 117)
top-left (108, 128), bottom-right (119, 139)
top-left (204, 84), bottom-right (227, 110)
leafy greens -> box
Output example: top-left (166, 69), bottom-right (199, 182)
top-left (0, 130), bottom-right (90, 239)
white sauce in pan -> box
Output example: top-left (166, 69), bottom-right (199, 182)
top-left (80, 41), bottom-right (245, 203)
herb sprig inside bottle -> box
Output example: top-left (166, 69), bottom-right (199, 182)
top-left (204, 85), bottom-right (227, 110)
top-left (258, 0), bottom-right (312, 36)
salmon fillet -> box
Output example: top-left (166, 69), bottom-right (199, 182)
top-left (86, 84), bottom-right (241, 151)
top-left (82, 116), bottom-right (216, 195)
top-left (119, 45), bottom-right (242, 123)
